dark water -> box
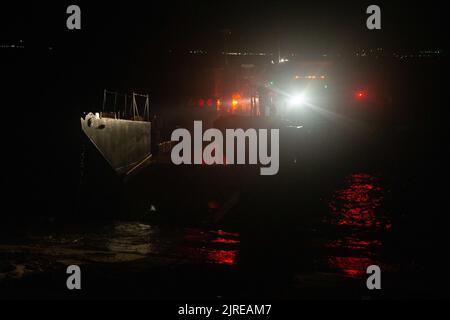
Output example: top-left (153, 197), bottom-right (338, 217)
top-left (0, 168), bottom-right (404, 299)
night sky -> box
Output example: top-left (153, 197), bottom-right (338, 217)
top-left (2, 1), bottom-right (446, 52)
top-left (3, 1), bottom-right (445, 104)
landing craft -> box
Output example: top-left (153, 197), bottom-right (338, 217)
top-left (80, 90), bottom-right (152, 178)
top-left (188, 58), bottom-right (389, 126)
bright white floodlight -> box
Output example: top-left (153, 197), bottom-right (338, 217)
top-left (288, 93), bottom-right (306, 107)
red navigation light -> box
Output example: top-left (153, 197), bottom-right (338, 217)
top-left (216, 99), bottom-right (221, 111)
top-left (231, 93), bottom-right (241, 111)
top-left (355, 90), bottom-right (366, 99)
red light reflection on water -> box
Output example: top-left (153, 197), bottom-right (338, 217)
top-left (327, 256), bottom-right (373, 278)
top-left (326, 236), bottom-right (382, 251)
top-left (214, 230), bottom-right (240, 238)
top-left (183, 229), bottom-right (240, 266)
top-left (207, 249), bottom-right (239, 265)
top-left (326, 173), bottom-right (390, 278)
top-left (211, 238), bottom-right (240, 245)
top-left (328, 173), bottom-right (390, 230)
